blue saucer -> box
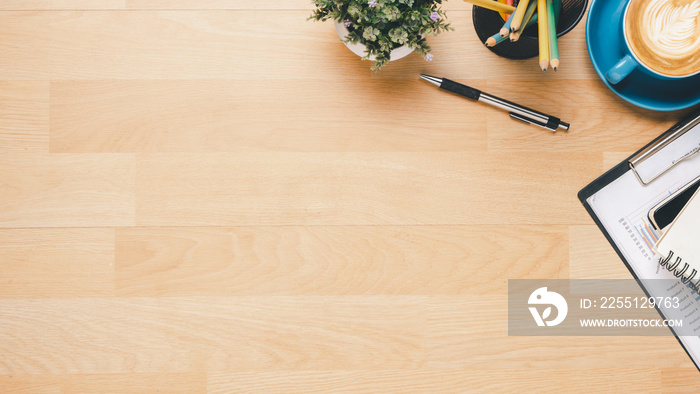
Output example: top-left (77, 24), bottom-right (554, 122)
top-left (586, 0), bottom-right (700, 111)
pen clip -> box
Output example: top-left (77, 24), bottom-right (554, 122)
top-left (509, 112), bottom-right (557, 132)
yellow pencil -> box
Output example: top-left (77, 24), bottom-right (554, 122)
top-left (463, 0), bottom-right (516, 14)
top-left (510, 0), bottom-right (537, 41)
top-left (510, 0), bottom-right (531, 32)
top-left (537, 0), bottom-right (549, 72)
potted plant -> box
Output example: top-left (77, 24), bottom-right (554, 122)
top-left (309, 0), bottom-right (452, 70)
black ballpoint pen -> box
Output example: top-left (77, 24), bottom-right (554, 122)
top-left (420, 74), bottom-right (570, 132)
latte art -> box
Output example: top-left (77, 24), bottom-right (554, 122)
top-left (626, 0), bottom-right (700, 76)
top-left (647, 0), bottom-right (700, 55)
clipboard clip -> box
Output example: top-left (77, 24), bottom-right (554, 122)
top-left (629, 113), bottom-right (700, 185)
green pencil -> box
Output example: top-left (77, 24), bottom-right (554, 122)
top-left (547, 0), bottom-right (559, 70)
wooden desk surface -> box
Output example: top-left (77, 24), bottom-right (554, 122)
top-left (0, 0), bottom-right (697, 391)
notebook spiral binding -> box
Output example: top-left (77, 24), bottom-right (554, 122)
top-left (659, 250), bottom-right (700, 291)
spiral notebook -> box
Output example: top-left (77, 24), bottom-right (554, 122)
top-left (654, 187), bottom-right (700, 288)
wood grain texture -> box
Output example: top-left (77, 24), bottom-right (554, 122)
top-left (569, 225), bottom-right (634, 279)
top-left (207, 369), bottom-right (663, 392)
top-left (1, 1), bottom-right (699, 391)
top-left (0, 228), bottom-right (115, 298)
top-left (0, 373), bottom-right (206, 393)
top-left (426, 295), bottom-right (695, 370)
top-left (0, 1), bottom-right (125, 10)
top-left (0, 10), bottom-right (598, 81)
top-left (0, 296), bottom-right (426, 374)
top-left (0, 0), bottom-right (310, 10)
top-left (661, 368), bottom-right (700, 391)
top-left (49, 79), bottom-right (487, 153)
top-left (134, 152), bottom-right (600, 226)
top-left (0, 154), bottom-right (135, 228)
top-left (604, 151), bottom-right (635, 170)
top-left (114, 225), bottom-right (567, 296)
top-left (0, 81), bottom-right (49, 153)
top-left (126, 0), bottom-right (310, 9)
top-left (0, 10), bottom-right (372, 80)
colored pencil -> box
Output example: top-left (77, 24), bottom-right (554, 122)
top-left (547, 0), bottom-right (559, 71)
top-left (510, 0), bottom-right (538, 41)
top-left (505, 0), bottom-right (514, 20)
top-left (537, 0), bottom-right (549, 72)
top-left (553, 0), bottom-right (562, 22)
top-left (485, 30), bottom-right (510, 46)
top-left (497, 0), bottom-right (511, 21)
top-left (509, 13), bottom-right (538, 41)
top-left (463, 0), bottom-right (516, 13)
top-left (501, 0), bottom-right (513, 20)
top-left (509, 0), bottom-right (531, 32)
top-left (499, 10), bottom-right (514, 36)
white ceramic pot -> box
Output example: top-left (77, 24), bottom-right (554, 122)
top-left (333, 20), bottom-right (414, 62)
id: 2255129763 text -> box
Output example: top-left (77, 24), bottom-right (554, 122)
top-left (580, 296), bottom-right (680, 310)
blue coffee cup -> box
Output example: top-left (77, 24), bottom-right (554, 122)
top-left (605, 0), bottom-right (700, 84)
top-left (587, 0), bottom-right (700, 111)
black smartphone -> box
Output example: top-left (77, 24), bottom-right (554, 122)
top-left (649, 176), bottom-right (700, 232)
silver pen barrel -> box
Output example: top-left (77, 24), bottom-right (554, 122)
top-left (480, 93), bottom-right (569, 132)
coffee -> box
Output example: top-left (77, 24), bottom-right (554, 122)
top-left (625, 0), bottom-right (700, 77)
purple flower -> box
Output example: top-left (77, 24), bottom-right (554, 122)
top-left (344, 19), bottom-right (352, 27)
top-left (431, 12), bottom-right (439, 22)
top-left (368, 0), bottom-right (377, 7)
top-left (426, 53), bottom-right (434, 62)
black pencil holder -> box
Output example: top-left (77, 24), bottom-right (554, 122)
top-left (472, 0), bottom-right (588, 60)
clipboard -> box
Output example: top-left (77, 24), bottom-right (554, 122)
top-left (579, 111), bottom-right (700, 372)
